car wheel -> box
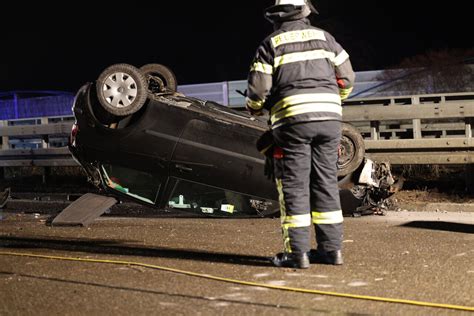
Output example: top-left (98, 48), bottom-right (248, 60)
top-left (140, 63), bottom-right (177, 93)
top-left (96, 63), bottom-right (148, 116)
top-left (337, 122), bottom-right (365, 177)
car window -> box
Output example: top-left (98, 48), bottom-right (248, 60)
top-left (168, 178), bottom-right (278, 217)
top-left (101, 164), bottom-right (161, 204)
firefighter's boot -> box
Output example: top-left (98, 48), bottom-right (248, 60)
top-left (308, 249), bottom-right (343, 265)
top-left (270, 252), bottom-right (310, 269)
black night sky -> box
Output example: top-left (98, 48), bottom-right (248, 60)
top-left (1, 1), bottom-right (472, 93)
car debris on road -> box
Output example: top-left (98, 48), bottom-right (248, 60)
top-left (341, 159), bottom-right (402, 217)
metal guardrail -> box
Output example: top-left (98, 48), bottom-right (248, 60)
top-left (0, 121), bottom-right (77, 167)
top-left (0, 92), bottom-right (473, 167)
top-left (0, 147), bottom-right (75, 167)
top-left (342, 92), bottom-right (474, 164)
top-left (0, 122), bottom-right (71, 137)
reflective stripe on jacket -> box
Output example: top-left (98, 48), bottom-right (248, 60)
top-left (247, 18), bottom-right (355, 129)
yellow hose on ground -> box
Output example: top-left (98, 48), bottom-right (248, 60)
top-left (0, 251), bottom-right (472, 312)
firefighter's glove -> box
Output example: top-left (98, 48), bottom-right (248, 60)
top-left (246, 106), bottom-right (264, 116)
top-left (246, 97), bottom-right (265, 116)
top-left (336, 78), bottom-right (353, 100)
top-left (339, 87), bottom-right (353, 100)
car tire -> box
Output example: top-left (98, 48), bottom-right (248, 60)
top-left (337, 122), bottom-right (365, 177)
top-left (140, 63), bottom-right (177, 93)
top-left (96, 63), bottom-right (148, 116)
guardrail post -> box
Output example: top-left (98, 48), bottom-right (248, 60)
top-left (40, 117), bottom-right (51, 185)
top-left (370, 121), bottom-right (380, 140)
top-left (41, 118), bottom-right (49, 149)
top-left (411, 96), bottom-right (422, 139)
top-left (0, 121), bottom-right (9, 150)
top-left (413, 119), bottom-right (422, 139)
top-left (466, 118), bottom-right (473, 194)
top-left (465, 118), bottom-right (473, 138)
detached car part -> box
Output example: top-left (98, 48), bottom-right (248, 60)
top-left (341, 159), bottom-right (400, 216)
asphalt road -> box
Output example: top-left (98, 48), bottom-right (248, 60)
top-left (0, 206), bottom-right (473, 315)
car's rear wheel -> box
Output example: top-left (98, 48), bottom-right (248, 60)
top-left (337, 122), bottom-right (365, 177)
top-left (96, 63), bottom-right (148, 116)
top-left (140, 63), bottom-right (177, 93)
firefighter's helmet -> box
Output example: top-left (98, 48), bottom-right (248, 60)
top-left (275, 0), bottom-right (306, 5)
top-left (274, 0), bottom-right (318, 14)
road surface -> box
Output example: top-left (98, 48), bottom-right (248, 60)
top-left (0, 204), bottom-right (473, 315)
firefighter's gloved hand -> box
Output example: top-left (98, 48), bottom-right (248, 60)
top-left (246, 105), bottom-right (264, 116)
top-left (246, 96), bottom-right (265, 116)
top-left (336, 77), bottom-right (353, 100)
top-left (339, 87), bottom-right (353, 100)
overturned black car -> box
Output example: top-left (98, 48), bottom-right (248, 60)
top-left (60, 63), bottom-right (389, 224)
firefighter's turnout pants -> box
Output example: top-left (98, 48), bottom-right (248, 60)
top-left (273, 120), bottom-right (343, 255)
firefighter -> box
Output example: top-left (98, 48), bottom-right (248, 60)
top-left (246, 0), bottom-right (355, 268)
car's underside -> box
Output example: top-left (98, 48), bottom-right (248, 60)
top-left (67, 63), bottom-right (400, 218)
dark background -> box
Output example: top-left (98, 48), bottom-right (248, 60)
top-left (1, 1), bottom-right (472, 92)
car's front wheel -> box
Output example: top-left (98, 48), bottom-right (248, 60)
top-left (96, 63), bottom-right (148, 116)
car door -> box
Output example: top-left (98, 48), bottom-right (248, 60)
top-left (170, 109), bottom-right (277, 201)
top-left (101, 98), bottom-right (188, 206)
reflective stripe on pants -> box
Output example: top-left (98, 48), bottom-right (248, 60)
top-left (273, 120), bottom-right (343, 253)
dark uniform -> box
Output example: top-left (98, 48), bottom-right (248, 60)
top-left (246, 1), bottom-right (355, 268)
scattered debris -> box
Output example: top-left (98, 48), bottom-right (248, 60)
top-left (341, 159), bottom-right (402, 217)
